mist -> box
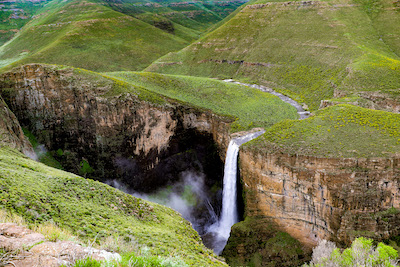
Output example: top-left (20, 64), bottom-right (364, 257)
top-left (106, 170), bottom-right (221, 236)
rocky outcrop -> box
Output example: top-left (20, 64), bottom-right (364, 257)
top-left (324, 89), bottom-right (400, 113)
top-left (0, 64), bottom-right (231, 191)
top-left (238, 149), bottom-right (400, 248)
top-left (0, 95), bottom-right (35, 158)
top-left (0, 223), bottom-right (120, 266)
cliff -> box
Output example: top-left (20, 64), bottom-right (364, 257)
top-left (0, 64), bottom-right (231, 191)
top-left (239, 150), bottom-right (400, 247)
top-left (223, 105), bottom-right (400, 266)
top-left (0, 95), bottom-right (34, 158)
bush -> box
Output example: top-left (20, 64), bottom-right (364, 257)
top-left (304, 237), bottom-right (399, 267)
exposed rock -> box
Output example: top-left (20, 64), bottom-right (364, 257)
top-left (0, 223), bottom-right (120, 267)
top-left (222, 217), bottom-right (311, 267)
top-left (0, 95), bottom-right (35, 158)
top-left (238, 149), bottom-right (400, 248)
top-left (0, 64), bottom-right (231, 191)
top-left (326, 90), bottom-right (400, 113)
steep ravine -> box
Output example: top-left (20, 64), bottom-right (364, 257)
top-left (2, 64), bottom-right (400, 267)
top-left (0, 95), bottom-right (34, 157)
top-left (0, 64), bottom-right (231, 192)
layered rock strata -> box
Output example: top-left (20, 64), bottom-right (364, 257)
top-left (0, 95), bottom-right (34, 158)
top-left (0, 64), bottom-right (231, 190)
top-left (239, 149), bottom-right (400, 248)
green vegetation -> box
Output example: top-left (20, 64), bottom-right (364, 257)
top-left (305, 237), bottom-right (399, 267)
top-left (147, 0), bottom-right (400, 111)
top-left (22, 127), bottom-right (63, 169)
top-left (27, 64), bottom-right (296, 132)
top-left (0, 0), bottom-right (247, 72)
top-left (0, 0), bottom-right (51, 45)
top-left (0, 146), bottom-right (226, 266)
top-left (245, 104), bottom-right (400, 158)
top-left (106, 71), bottom-right (298, 131)
top-left (103, 0), bottom-right (246, 42)
top-left (222, 217), bottom-right (310, 266)
top-left (0, 0), bottom-right (189, 72)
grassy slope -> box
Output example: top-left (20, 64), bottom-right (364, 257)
top-left (105, 71), bottom-right (298, 131)
top-left (0, 146), bottom-right (226, 266)
top-left (104, 0), bottom-right (247, 42)
top-left (245, 104), bottom-right (400, 158)
top-left (146, 0), bottom-right (400, 111)
top-left (0, 0), bottom-right (51, 45)
top-left (0, 0), bottom-right (189, 72)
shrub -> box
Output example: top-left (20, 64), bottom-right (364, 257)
top-left (304, 237), bottom-right (399, 267)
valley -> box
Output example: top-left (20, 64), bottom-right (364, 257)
top-left (0, 0), bottom-right (400, 266)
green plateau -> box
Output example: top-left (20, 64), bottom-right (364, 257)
top-left (245, 104), bottom-right (400, 158)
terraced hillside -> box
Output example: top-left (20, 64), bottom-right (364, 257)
top-left (147, 0), bottom-right (400, 111)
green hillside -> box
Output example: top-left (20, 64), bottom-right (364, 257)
top-left (0, 0), bottom-right (51, 46)
top-left (105, 71), bottom-right (298, 131)
top-left (103, 0), bottom-right (248, 42)
top-left (245, 104), bottom-right (400, 158)
top-left (0, 0), bottom-right (248, 72)
top-left (0, 146), bottom-right (226, 266)
top-left (0, 0), bottom-right (189, 72)
top-left (147, 0), bottom-right (400, 111)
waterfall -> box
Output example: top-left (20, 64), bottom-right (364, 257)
top-left (206, 130), bottom-right (265, 255)
top-left (218, 140), bottom-right (240, 239)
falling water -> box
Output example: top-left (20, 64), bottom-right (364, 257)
top-left (218, 140), bottom-right (240, 239)
top-left (206, 130), bottom-right (265, 255)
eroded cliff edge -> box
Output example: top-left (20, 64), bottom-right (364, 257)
top-left (239, 149), bottom-right (400, 247)
top-left (0, 95), bottom-right (34, 157)
top-left (0, 64), bottom-right (231, 190)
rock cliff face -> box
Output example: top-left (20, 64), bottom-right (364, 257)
top-left (0, 64), bottom-right (231, 191)
top-left (239, 149), bottom-right (400, 248)
top-left (0, 95), bottom-right (34, 158)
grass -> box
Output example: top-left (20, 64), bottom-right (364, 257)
top-left (104, 0), bottom-right (246, 42)
top-left (244, 104), bottom-right (400, 158)
top-left (105, 71), bottom-right (298, 131)
top-left (146, 0), bottom-right (400, 111)
top-left (0, 146), bottom-right (227, 266)
top-left (0, 0), bottom-right (50, 46)
top-left (0, 0), bottom-right (248, 72)
top-left (0, 209), bottom-right (76, 243)
top-left (3, 63), bottom-right (297, 134)
top-left (22, 127), bottom-right (63, 169)
top-left (222, 216), bottom-right (310, 267)
top-left (0, 0), bottom-right (189, 72)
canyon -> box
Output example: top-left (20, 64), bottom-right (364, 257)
top-left (0, 64), bottom-right (231, 191)
top-left (1, 64), bottom-right (400, 265)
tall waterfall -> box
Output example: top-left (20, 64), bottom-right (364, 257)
top-left (206, 130), bottom-right (265, 255)
top-left (219, 140), bottom-right (240, 239)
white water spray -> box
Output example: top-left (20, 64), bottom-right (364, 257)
top-left (206, 130), bottom-right (265, 254)
top-left (218, 140), bottom-right (240, 239)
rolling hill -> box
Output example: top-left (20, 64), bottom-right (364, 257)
top-left (0, 0), bottom-right (248, 72)
top-left (0, 0), bottom-right (190, 72)
top-left (0, 0), bottom-right (51, 46)
top-left (147, 0), bottom-right (400, 111)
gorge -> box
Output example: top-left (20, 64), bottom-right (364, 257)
top-left (1, 0), bottom-right (400, 265)
top-left (1, 63), bottom-right (400, 266)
